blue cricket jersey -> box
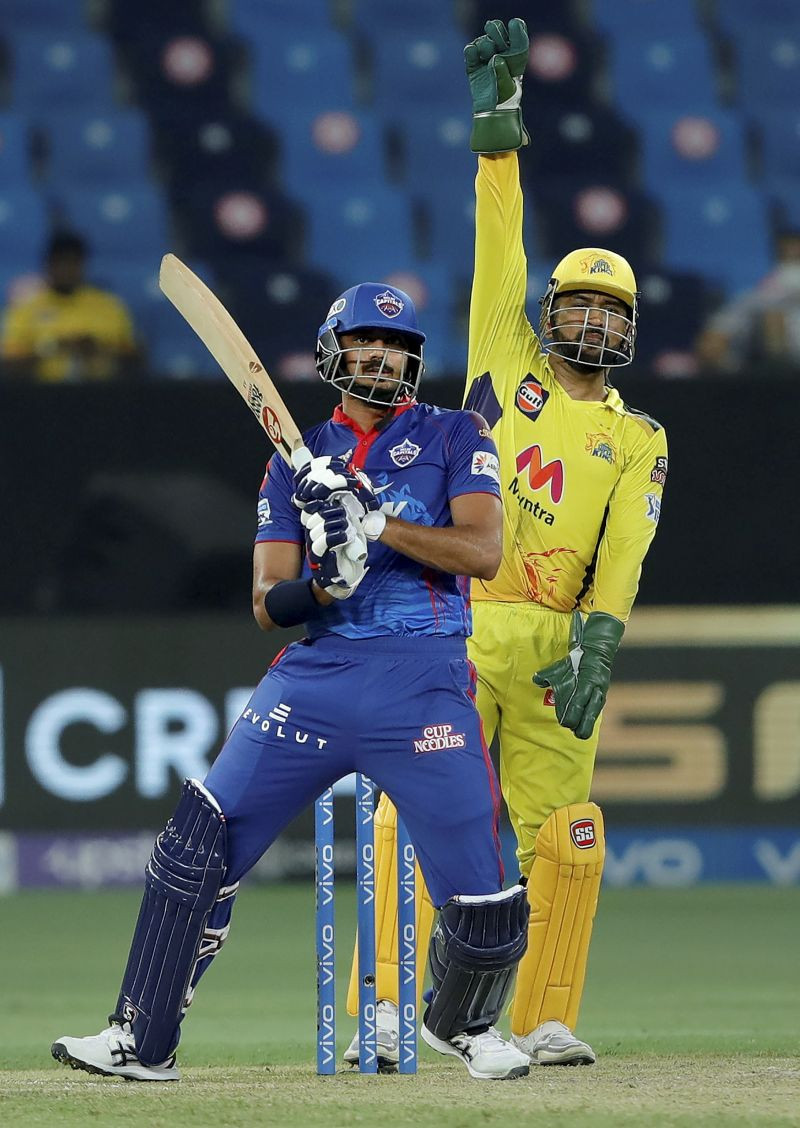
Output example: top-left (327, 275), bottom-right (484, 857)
top-left (255, 400), bottom-right (501, 639)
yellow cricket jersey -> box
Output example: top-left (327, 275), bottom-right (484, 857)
top-left (464, 153), bottom-right (668, 622)
top-left (1, 285), bottom-right (135, 382)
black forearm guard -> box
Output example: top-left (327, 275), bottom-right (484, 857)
top-left (264, 579), bottom-right (321, 628)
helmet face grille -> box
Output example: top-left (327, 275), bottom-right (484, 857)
top-left (315, 327), bottom-right (424, 405)
top-left (538, 280), bottom-right (638, 368)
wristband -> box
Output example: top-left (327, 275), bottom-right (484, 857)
top-left (264, 579), bottom-right (322, 628)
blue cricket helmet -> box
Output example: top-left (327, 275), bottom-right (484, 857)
top-left (318, 282), bottom-right (426, 345)
top-left (315, 282), bottom-right (426, 406)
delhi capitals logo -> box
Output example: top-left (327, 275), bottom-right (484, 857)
top-left (374, 289), bottom-right (404, 318)
top-left (388, 437), bottom-right (421, 467)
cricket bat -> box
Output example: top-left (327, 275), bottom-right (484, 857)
top-left (158, 253), bottom-right (365, 563)
top-left (159, 253), bottom-right (309, 468)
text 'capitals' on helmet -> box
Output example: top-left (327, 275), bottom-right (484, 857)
top-left (317, 282), bottom-right (426, 348)
top-left (546, 248), bottom-right (638, 313)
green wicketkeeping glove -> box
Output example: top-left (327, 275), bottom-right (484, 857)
top-left (464, 17), bottom-right (530, 154)
top-left (533, 612), bottom-right (625, 741)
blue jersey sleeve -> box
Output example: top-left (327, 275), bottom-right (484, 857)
top-left (446, 411), bottom-right (502, 501)
top-left (254, 455), bottom-right (303, 544)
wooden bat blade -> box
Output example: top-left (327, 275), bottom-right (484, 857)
top-left (158, 253), bottom-right (304, 464)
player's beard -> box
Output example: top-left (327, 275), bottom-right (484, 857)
top-left (351, 377), bottom-right (400, 404)
top-left (555, 337), bottom-right (613, 372)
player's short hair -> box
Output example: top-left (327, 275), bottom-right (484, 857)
top-left (46, 232), bottom-right (88, 262)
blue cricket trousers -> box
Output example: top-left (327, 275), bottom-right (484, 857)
top-left (204, 634), bottom-right (504, 906)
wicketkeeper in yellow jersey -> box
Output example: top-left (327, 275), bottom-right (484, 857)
top-left (343, 16), bottom-right (668, 1070)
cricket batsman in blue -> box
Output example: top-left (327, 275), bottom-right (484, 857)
top-left (51, 282), bottom-right (532, 1082)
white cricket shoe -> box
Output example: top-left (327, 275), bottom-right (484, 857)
top-left (343, 999), bottom-right (400, 1072)
top-left (51, 1023), bottom-right (180, 1081)
top-left (421, 1024), bottom-right (530, 1080)
top-left (512, 1020), bottom-right (596, 1066)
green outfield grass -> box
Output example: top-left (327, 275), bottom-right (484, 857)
top-left (2, 884), bottom-right (798, 1127)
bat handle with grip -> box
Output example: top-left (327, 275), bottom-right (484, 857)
top-left (290, 446), bottom-right (367, 565)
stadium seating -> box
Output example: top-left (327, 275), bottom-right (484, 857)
top-left (756, 109), bottom-right (800, 180)
top-left (0, 189), bottom-right (49, 272)
top-left (592, 0), bottom-right (701, 35)
top-left (606, 34), bottom-right (719, 123)
top-left (0, 0), bottom-right (89, 33)
top-left (177, 182), bottom-right (301, 265)
top-left (10, 32), bottom-right (117, 117)
top-left (43, 109), bottom-right (153, 188)
top-left (368, 31), bottom-right (467, 115)
top-left (249, 26), bottom-right (357, 123)
top-left (531, 179), bottom-right (661, 265)
top-left (228, 0), bottom-right (335, 39)
top-left (637, 110), bottom-right (750, 194)
top-left (276, 109), bottom-right (390, 203)
top-left (302, 185), bottom-right (417, 284)
top-left (522, 104), bottom-right (638, 185)
top-left (52, 186), bottom-right (170, 262)
top-left (0, 112), bottom-right (33, 185)
top-left (660, 186), bottom-right (773, 293)
top-left (732, 32), bottom-right (800, 112)
top-left (153, 111), bottom-right (277, 197)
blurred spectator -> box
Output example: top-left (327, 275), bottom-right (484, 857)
top-left (694, 231), bottom-right (800, 375)
top-left (1, 233), bottom-right (138, 382)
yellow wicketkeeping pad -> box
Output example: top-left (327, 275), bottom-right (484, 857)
top-left (511, 802), bottom-right (605, 1035)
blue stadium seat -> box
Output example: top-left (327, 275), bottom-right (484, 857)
top-left (10, 32), bottom-right (116, 116)
top-left (216, 260), bottom-right (337, 368)
top-left (522, 105), bottom-right (638, 185)
top-left (87, 259), bottom-right (161, 326)
top-left (592, 0), bottom-right (700, 35)
top-left (277, 110), bottom-right (390, 202)
top-left (715, 0), bottom-right (797, 38)
top-left (43, 110), bottom-right (153, 187)
top-left (229, 0), bottom-right (334, 38)
top-left (302, 186), bottom-right (416, 284)
top-left (0, 0), bottom-right (89, 32)
top-left (53, 187), bottom-right (170, 261)
top-left (0, 113), bottom-right (33, 184)
top-left (762, 175), bottom-right (800, 228)
top-left (250, 27), bottom-right (357, 123)
top-left (734, 32), bottom-right (800, 111)
top-left (147, 299), bottom-right (220, 379)
top-left (424, 188), bottom-right (476, 274)
top-left (660, 186), bottom-right (773, 292)
top-left (531, 179), bottom-right (660, 265)
top-left (368, 31), bottom-right (467, 114)
top-left (153, 112), bottom-right (277, 196)
top-left (638, 110), bottom-right (750, 193)
top-left (119, 29), bottom-right (239, 122)
top-left (0, 190), bottom-right (48, 271)
top-left (756, 109), bottom-right (800, 179)
top-left (179, 183), bottom-right (301, 263)
top-left (388, 110), bottom-right (476, 198)
top-left (607, 34), bottom-right (719, 122)
top-left (103, 0), bottom-right (213, 38)
top-left (522, 27), bottom-right (600, 108)
top-left (349, 0), bottom-right (459, 35)
top-left (635, 267), bottom-right (716, 372)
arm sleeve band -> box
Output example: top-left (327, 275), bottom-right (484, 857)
top-left (264, 579), bottom-right (322, 628)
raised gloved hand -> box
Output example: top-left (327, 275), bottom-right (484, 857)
top-left (464, 17), bottom-right (530, 154)
top-left (293, 456), bottom-right (386, 541)
top-left (533, 612), bottom-right (624, 740)
top-left (302, 500), bottom-right (368, 600)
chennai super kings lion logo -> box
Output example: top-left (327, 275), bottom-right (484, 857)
top-left (585, 431), bottom-right (617, 465)
top-left (521, 547), bottom-right (577, 603)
